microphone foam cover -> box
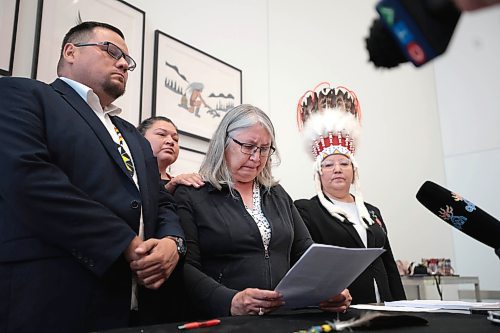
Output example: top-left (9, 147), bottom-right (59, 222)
top-left (416, 181), bottom-right (500, 249)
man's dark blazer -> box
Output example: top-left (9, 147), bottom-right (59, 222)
top-left (0, 77), bottom-right (183, 332)
top-left (294, 195), bottom-right (406, 304)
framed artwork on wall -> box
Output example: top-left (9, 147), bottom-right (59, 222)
top-left (169, 146), bottom-right (206, 175)
top-left (32, 0), bottom-right (145, 125)
top-left (152, 30), bottom-right (242, 142)
top-left (0, 0), bottom-right (20, 76)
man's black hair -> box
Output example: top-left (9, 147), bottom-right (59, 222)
top-left (60, 21), bottom-right (124, 57)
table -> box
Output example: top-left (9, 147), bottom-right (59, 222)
top-left (401, 275), bottom-right (481, 301)
top-left (101, 309), bottom-right (499, 333)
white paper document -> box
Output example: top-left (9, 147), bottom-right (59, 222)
top-left (352, 304), bottom-right (451, 313)
top-left (275, 244), bottom-right (385, 309)
top-left (382, 300), bottom-right (500, 314)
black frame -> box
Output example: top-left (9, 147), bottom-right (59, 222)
top-left (152, 30), bottom-right (242, 142)
top-left (0, 0), bottom-right (20, 76)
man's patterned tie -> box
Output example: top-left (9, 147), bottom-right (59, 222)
top-left (114, 126), bottom-right (135, 177)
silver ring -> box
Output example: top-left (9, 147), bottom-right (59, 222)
top-left (258, 307), bottom-right (264, 316)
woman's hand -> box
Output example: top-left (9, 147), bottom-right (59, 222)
top-left (165, 173), bottom-right (204, 193)
top-left (319, 288), bottom-right (352, 313)
top-left (230, 288), bottom-right (284, 316)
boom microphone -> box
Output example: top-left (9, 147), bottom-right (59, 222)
top-left (366, 0), bottom-right (461, 68)
top-left (416, 181), bottom-right (500, 253)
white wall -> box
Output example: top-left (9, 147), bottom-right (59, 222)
top-left (5, 0), bottom-right (497, 293)
top-left (264, 1), bottom-right (457, 276)
top-left (434, 7), bottom-right (500, 291)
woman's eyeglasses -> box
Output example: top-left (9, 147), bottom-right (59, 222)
top-left (321, 159), bottom-right (352, 171)
top-left (230, 137), bottom-right (275, 157)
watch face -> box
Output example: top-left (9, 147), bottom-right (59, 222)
top-left (176, 238), bottom-right (187, 256)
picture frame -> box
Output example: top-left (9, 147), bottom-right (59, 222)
top-left (169, 146), bottom-right (206, 175)
top-left (0, 0), bottom-right (20, 76)
top-left (152, 30), bottom-right (242, 142)
top-left (32, 0), bottom-right (145, 125)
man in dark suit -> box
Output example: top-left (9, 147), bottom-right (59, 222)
top-left (0, 21), bottom-right (184, 332)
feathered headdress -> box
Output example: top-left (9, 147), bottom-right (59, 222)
top-left (297, 82), bottom-right (373, 225)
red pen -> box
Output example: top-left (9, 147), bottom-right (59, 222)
top-left (178, 319), bottom-right (221, 330)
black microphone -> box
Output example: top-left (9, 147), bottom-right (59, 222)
top-left (366, 0), bottom-right (461, 68)
top-left (416, 181), bottom-right (500, 256)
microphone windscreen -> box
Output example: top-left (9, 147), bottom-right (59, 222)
top-left (366, 0), bottom-right (461, 68)
top-left (416, 181), bottom-right (500, 249)
top-left (365, 19), bottom-right (407, 68)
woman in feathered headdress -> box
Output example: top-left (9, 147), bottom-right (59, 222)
top-left (294, 82), bottom-right (406, 304)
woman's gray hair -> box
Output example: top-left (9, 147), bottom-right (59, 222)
top-left (199, 104), bottom-right (281, 195)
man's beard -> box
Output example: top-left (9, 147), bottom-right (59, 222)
top-left (103, 78), bottom-right (126, 100)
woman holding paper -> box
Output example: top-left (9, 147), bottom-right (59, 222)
top-left (174, 104), bottom-right (352, 318)
top-left (294, 83), bottom-right (406, 304)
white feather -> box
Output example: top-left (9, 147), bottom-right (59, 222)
top-left (302, 108), bottom-right (361, 159)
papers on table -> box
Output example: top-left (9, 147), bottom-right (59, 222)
top-left (352, 300), bottom-right (500, 314)
top-left (386, 300), bottom-right (500, 314)
top-left (352, 303), bottom-right (451, 313)
top-left (274, 243), bottom-right (385, 309)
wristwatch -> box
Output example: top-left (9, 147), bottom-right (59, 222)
top-left (168, 236), bottom-right (187, 257)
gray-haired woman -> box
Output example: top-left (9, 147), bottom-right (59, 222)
top-left (174, 104), bottom-right (352, 319)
